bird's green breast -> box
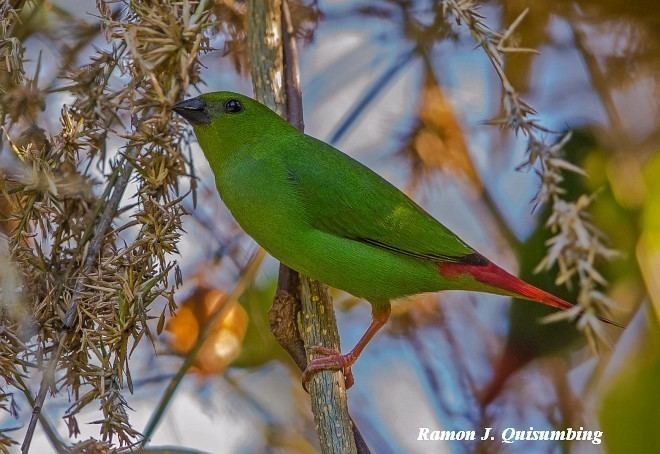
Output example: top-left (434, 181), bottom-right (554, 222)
top-left (207, 138), bottom-right (451, 303)
top-left (213, 146), bottom-right (309, 263)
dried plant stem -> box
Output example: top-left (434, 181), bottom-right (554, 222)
top-left (442, 1), bottom-right (617, 338)
top-left (21, 145), bottom-right (139, 453)
top-left (20, 340), bottom-right (65, 454)
top-left (19, 40), bottom-right (132, 452)
top-left (4, 1), bottom-right (212, 447)
top-left (140, 249), bottom-right (265, 446)
top-left (64, 146), bottom-right (139, 328)
top-left (14, 375), bottom-right (64, 452)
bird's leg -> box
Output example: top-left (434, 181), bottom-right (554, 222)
top-left (302, 303), bottom-right (391, 389)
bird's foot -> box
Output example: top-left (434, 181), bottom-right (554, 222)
top-left (302, 345), bottom-right (356, 390)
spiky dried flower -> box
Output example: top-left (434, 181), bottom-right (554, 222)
top-left (0, 5), bottom-right (33, 449)
top-left (442, 1), bottom-right (617, 341)
top-left (1, 0), bottom-right (215, 448)
top-left (0, 3), bottom-right (24, 86)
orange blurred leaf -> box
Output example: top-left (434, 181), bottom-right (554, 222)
top-left (401, 70), bottom-right (481, 191)
top-left (165, 287), bottom-right (249, 376)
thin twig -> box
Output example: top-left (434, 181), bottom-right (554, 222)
top-left (140, 249), bottom-right (265, 446)
top-left (14, 376), bottom-right (66, 452)
top-left (329, 49), bottom-right (416, 145)
top-left (64, 146), bottom-right (139, 328)
top-left (271, 0), bottom-right (307, 372)
top-left (570, 21), bottom-right (623, 134)
top-left (281, 0), bottom-right (304, 132)
top-left (17, 342), bottom-right (67, 454)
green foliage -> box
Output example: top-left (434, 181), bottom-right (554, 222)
top-left (599, 148), bottom-right (660, 453)
top-left (641, 153), bottom-right (660, 250)
top-left (232, 279), bottom-right (289, 368)
top-left (599, 314), bottom-right (660, 453)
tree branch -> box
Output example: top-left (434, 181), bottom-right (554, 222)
top-left (247, 1), bottom-right (361, 452)
top-left (298, 278), bottom-right (358, 453)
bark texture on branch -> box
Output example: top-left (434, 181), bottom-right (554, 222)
top-left (247, 0), bottom-right (285, 116)
top-left (247, 1), bottom-right (359, 453)
top-left (299, 278), bottom-right (358, 453)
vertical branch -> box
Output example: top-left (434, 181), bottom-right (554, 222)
top-left (247, 0), bottom-right (285, 116)
top-left (299, 279), bottom-right (358, 453)
top-left (247, 1), bottom-right (359, 453)
top-left (281, 0), bottom-right (304, 131)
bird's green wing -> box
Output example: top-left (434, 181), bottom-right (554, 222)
top-left (285, 136), bottom-right (475, 262)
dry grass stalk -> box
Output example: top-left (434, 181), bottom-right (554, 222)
top-left (442, 1), bottom-right (617, 342)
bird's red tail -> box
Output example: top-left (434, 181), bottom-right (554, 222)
top-left (438, 256), bottom-right (621, 327)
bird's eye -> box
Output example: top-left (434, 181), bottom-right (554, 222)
top-left (224, 99), bottom-right (243, 114)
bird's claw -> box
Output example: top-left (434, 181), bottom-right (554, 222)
top-left (302, 345), bottom-right (355, 390)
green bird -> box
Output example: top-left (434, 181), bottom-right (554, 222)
top-left (173, 91), bottom-right (619, 385)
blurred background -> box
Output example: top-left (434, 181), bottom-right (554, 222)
top-left (1, 0), bottom-right (658, 452)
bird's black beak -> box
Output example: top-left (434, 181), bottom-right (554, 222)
top-left (172, 97), bottom-right (211, 125)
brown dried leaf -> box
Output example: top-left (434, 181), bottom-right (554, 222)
top-left (401, 70), bottom-right (481, 191)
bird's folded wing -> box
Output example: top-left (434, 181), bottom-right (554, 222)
top-left (286, 137), bottom-right (475, 262)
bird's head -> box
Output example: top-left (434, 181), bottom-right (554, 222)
top-left (173, 91), bottom-right (289, 158)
